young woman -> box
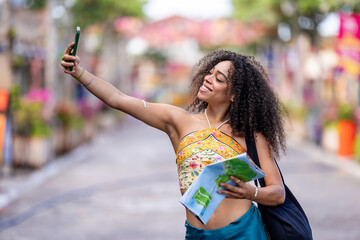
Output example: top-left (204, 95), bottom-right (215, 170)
top-left (61, 43), bottom-right (286, 239)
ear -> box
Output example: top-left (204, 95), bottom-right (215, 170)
top-left (231, 95), bottom-right (234, 102)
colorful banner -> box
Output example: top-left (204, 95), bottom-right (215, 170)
top-left (337, 13), bottom-right (360, 76)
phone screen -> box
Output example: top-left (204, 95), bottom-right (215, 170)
top-left (70, 26), bottom-right (80, 71)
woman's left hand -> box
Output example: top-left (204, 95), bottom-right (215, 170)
top-left (218, 176), bottom-right (256, 200)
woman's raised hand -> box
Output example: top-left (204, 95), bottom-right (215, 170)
top-left (218, 176), bottom-right (257, 200)
top-left (61, 42), bottom-right (80, 76)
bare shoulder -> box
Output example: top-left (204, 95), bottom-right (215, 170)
top-left (165, 104), bottom-right (192, 125)
top-left (165, 107), bottom-right (201, 150)
top-left (254, 132), bottom-right (268, 146)
top-left (167, 104), bottom-right (190, 116)
top-left (170, 108), bottom-right (201, 133)
top-left (254, 132), bottom-right (274, 162)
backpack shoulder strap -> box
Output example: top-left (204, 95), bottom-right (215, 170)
top-left (245, 137), bottom-right (285, 187)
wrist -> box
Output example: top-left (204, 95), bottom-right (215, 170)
top-left (72, 66), bottom-right (83, 79)
top-left (250, 186), bottom-right (259, 201)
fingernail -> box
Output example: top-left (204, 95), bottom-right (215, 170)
top-left (220, 183), bottom-right (224, 186)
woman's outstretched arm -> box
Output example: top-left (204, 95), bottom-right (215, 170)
top-left (61, 42), bottom-right (186, 135)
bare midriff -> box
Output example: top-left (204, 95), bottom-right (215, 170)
top-left (181, 189), bottom-right (252, 229)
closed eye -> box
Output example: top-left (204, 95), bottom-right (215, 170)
top-left (210, 68), bottom-right (227, 83)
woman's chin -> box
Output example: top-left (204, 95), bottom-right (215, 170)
top-left (197, 92), bottom-right (208, 102)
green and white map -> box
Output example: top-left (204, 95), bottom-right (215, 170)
top-left (215, 158), bottom-right (257, 188)
top-left (180, 153), bottom-right (265, 225)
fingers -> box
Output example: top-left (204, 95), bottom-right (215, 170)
top-left (61, 42), bottom-right (81, 75)
top-left (63, 68), bottom-right (76, 74)
top-left (217, 176), bottom-right (248, 199)
top-left (61, 46), bottom-right (77, 73)
top-left (218, 189), bottom-right (243, 199)
top-left (75, 55), bottom-right (80, 65)
top-left (61, 59), bottom-right (75, 68)
top-left (220, 182), bottom-right (245, 194)
top-left (64, 42), bottom-right (75, 54)
top-left (218, 187), bottom-right (247, 199)
top-left (62, 53), bottom-right (76, 63)
top-left (231, 176), bottom-right (244, 186)
top-left (61, 59), bottom-right (76, 73)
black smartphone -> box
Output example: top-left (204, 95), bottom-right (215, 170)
top-left (69, 26), bottom-right (80, 71)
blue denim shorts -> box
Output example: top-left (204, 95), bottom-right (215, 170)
top-left (185, 204), bottom-right (268, 240)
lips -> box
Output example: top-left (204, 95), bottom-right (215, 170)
top-left (200, 85), bottom-right (212, 92)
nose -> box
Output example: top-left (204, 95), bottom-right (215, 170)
top-left (204, 73), bottom-right (214, 83)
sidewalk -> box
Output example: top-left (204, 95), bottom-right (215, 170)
top-left (0, 131), bottom-right (100, 210)
top-left (287, 137), bottom-right (360, 179)
top-left (1, 126), bottom-right (360, 212)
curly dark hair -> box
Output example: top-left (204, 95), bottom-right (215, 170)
top-left (188, 50), bottom-right (287, 158)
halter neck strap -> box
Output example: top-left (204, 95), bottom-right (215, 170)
top-left (204, 109), bottom-right (230, 130)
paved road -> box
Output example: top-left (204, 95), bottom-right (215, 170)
top-left (0, 117), bottom-right (360, 240)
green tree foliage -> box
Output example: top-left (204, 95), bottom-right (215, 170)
top-left (72, 0), bottom-right (147, 29)
top-left (232, 0), bottom-right (281, 27)
top-left (232, 0), bottom-right (360, 27)
top-left (232, 0), bottom-right (360, 42)
top-left (27, 0), bottom-right (46, 10)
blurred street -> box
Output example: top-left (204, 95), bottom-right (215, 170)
top-left (0, 118), bottom-right (360, 240)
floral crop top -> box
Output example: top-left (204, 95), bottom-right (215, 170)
top-left (176, 128), bottom-right (245, 190)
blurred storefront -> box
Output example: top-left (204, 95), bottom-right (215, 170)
top-left (262, 12), bottom-right (360, 161)
top-left (0, 2), bottom-right (118, 172)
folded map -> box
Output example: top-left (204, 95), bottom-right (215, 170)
top-left (179, 153), bottom-right (266, 225)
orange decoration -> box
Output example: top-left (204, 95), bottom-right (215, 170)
top-left (0, 89), bottom-right (9, 112)
top-left (338, 120), bottom-right (357, 157)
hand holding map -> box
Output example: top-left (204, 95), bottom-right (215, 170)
top-left (180, 153), bottom-right (265, 225)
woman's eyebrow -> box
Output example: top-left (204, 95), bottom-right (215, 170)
top-left (216, 70), bottom-right (228, 80)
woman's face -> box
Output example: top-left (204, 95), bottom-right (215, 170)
top-left (197, 60), bottom-right (233, 106)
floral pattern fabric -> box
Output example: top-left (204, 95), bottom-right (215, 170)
top-left (176, 128), bottom-right (245, 190)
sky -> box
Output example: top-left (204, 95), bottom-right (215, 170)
top-left (143, 0), bottom-right (232, 20)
